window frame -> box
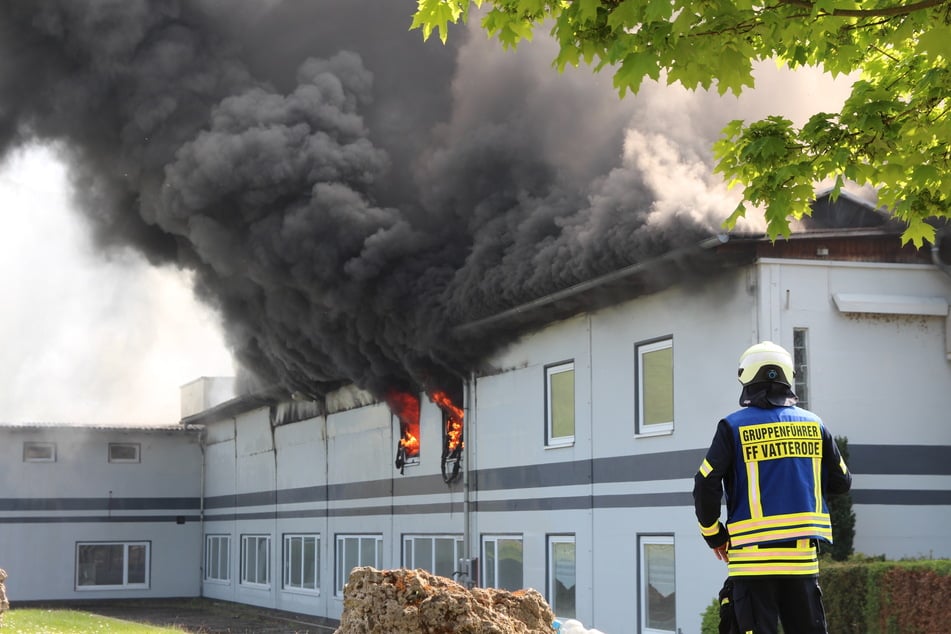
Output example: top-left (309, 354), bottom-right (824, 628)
top-left (635, 336), bottom-right (674, 436)
top-left (637, 534), bottom-right (676, 634)
top-left (23, 441), bottom-right (56, 463)
top-left (75, 541), bottom-right (150, 590)
top-left (108, 442), bottom-right (141, 463)
top-left (240, 534), bottom-right (272, 588)
top-left (545, 360), bottom-right (576, 447)
top-left (335, 534), bottom-right (383, 597)
top-left (547, 534), bottom-right (577, 620)
top-left (480, 534), bottom-right (524, 592)
top-left (402, 534), bottom-right (464, 580)
top-left (283, 533), bottom-right (320, 594)
top-left (204, 534), bottom-right (231, 584)
top-left (793, 328), bottom-right (810, 410)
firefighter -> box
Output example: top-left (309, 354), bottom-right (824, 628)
top-left (693, 341), bottom-right (852, 634)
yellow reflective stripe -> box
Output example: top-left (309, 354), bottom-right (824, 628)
top-left (839, 456), bottom-right (848, 474)
top-left (729, 548), bottom-right (817, 561)
top-left (731, 526), bottom-right (832, 547)
top-left (812, 457), bottom-right (822, 514)
top-left (699, 459), bottom-right (713, 477)
top-left (699, 520), bottom-right (720, 537)
top-left (728, 561), bottom-right (820, 576)
top-left (747, 461), bottom-right (762, 518)
top-left (729, 511), bottom-right (830, 533)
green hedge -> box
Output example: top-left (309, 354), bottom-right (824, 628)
top-left (700, 559), bottom-right (951, 634)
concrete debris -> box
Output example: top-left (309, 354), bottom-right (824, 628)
top-left (335, 567), bottom-right (555, 634)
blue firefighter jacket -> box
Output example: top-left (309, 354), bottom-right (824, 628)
top-left (693, 405), bottom-right (852, 576)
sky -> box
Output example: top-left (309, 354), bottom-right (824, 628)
top-left (0, 144), bottom-right (235, 424)
top-left (0, 2), bottom-right (858, 425)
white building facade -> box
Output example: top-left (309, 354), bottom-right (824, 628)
top-left (187, 230), bottom-right (951, 633)
top-left (2, 222), bottom-right (949, 634)
top-left (0, 424), bottom-right (203, 601)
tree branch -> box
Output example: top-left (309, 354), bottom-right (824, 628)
top-left (777, 0), bottom-right (950, 19)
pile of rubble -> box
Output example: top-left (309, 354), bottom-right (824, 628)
top-left (0, 568), bottom-right (8, 627)
top-left (335, 567), bottom-right (555, 634)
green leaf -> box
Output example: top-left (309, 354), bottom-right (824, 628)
top-left (613, 51), bottom-right (659, 95)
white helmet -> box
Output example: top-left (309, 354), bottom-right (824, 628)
top-left (738, 341), bottom-right (794, 386)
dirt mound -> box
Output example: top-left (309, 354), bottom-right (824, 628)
top-left (335, 567), bottom-right (555, 634)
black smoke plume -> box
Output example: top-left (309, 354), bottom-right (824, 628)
top-left (0, 0), bottom-right (731, 401)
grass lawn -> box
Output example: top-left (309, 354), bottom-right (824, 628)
top-left (4, 607), bottom-right (188, 633)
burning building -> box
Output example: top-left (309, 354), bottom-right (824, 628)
top-left (0, 191), bottom-right (949, 633)
top-left (0, 1), bottom-right (949, 631)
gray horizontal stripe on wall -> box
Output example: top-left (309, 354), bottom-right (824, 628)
top-left (592, 451), bottom-right (706, 484)
top-left (0, 497), bottom-right (200, 511)
top-left (852, 489), bottom-right (951, 505)
top-left (473, 496), bottom-right (591, 512)
top-left (0, 514), bottom-right (200, 524)
top-left (201, 444), bottom-right (951, 512)
top-left (200, 486), bottom-right (951, 519)
top-left (593, 492), bottom-right (693, 508)
top-left (205, 474), bottom-right (456, 509)
top-left (849, 445), bottom-right (951, 475)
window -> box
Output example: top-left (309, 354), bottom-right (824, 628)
top-left (76, 542), bottom-right (149, 589)
top-left (481, 535), bottom-right (523, 591)
top-left (23, 442), bottom-right (56, 462)
top-left (636, 337), bottom-right (674, 435)
top-left (108, 442), bottom-right (141, 463)
top-left (639, 535), bottom-right (676, 634)
top-left (335, 534), bottom-right (382, 596)
top-left (793, 328), bottom-right (809, 409)
top-left (205, 535), bottom-right (230, 583)
top-left (284, 534), bottom-right (320, 593)
top-left (241, 535), bottom-right (271, 587)
top-left (403, 534), bottom-right (464, 579)
top-left (547, 535), bottom-right (576, 620)
top-left (545, 362), bottom-right (575, 446)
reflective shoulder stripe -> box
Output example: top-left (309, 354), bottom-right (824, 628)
top-left (839, 456), bottom-right (848, 474)
top-left (699, 459), bottom-right (713, 477)
top-left (699, 520), bottom-right (720, 537)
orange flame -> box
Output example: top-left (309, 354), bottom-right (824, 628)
top-left (430, 390), bottom-right (464, 453)
top-left (386, 389), bottom-right (420, 458)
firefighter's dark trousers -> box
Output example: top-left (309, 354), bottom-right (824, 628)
top-left (731, 575), bottom-right (827, 634)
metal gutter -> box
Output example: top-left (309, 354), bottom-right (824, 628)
top-left (453, 234), bottom-right (731, 336)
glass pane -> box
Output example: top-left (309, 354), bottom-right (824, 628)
top-left (290, 538), bottom-right (302, 586)
top-left (127, 544), bottom-right (146, 584)
top-left (109, 444), bottom-right (139, 461)
top-left (643, 346), bottom-right (673, 426)
top-left (257, 538), bottom-right (269, 583)
top-left (220, 539), bottom-right (229, 580)
top-left (78, 544), bottom-right (120, 586)
top-left (415, 538), bottom-right (433, 572)
top-left (344, 538), bottom-right (358, 585)
top-left (645, 543), bottom-right (676, 630)
top-left (551, 541), bottom-right (576, 619)
top-left (497, 539), bottom-right (523, 591)
top-left (434, 538), bottom-right (455, 578)
top-left (359, 538), bottom-right (375, 567)
top-left (403, 539), bottom-right (413, 567)
top-left (550, 370), bottom-right (575, 439)
top-left (483, 541), bottom-right (496, 588)
top-left (304, 537), bottom-right (317, 588)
